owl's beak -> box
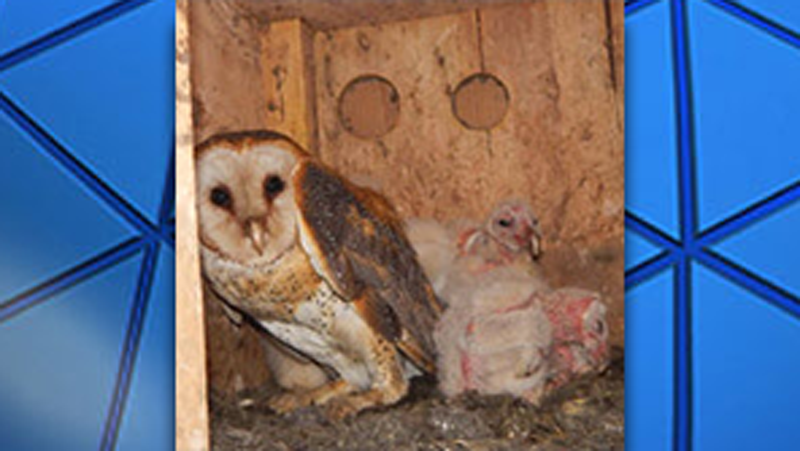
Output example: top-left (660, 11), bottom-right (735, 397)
top-left (245, 219), bottom-right (266, 255)
top-left (530, 233), bottom-right (542, 260)
top-left (528, 223), bottom-right (542, 260)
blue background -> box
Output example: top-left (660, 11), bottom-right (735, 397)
top-left (0, 1), bottom-right (174, 450)
top-left (626, 1), bottom-right (800, 451)
top-left (0, 0), bottom-right (798, 450)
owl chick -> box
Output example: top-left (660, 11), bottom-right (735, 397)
top-left (457, 201), bottom-right (548, 292)
top-left (196, 130), bottom-right (442, 418)
top-left (406, 201), bottom-right (546, 296)
top-left (539, 288), bottom-right (610, 391)
top-left (434, 258), bottom-right (553, 404)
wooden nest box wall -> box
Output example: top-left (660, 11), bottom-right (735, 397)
top-left (177, 0), bottom-right (623, 448)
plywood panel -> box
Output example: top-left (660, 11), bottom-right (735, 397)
top-left (260, 19), bottom-right (318, 151)
top-left (315, 12), bottom-right (487, 219)
top-left (190, 0), bottom-right (269, 143)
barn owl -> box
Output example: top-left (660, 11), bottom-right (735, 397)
top-left (457, 201), bottom-right (546, 282)
top-left (260, 333), bottom-right (331, 392)
top-left (406, 201), bottom-right (548, 299)
top-left (405, 218), bottom-right (459, 293)
top-left (195, 130), bottom-right (442, 418)
top-left (260, 171), bottom-right (388, 394)
top-left (539, 289), bottom-right (610, 390)
top-left (429, 201), bottom-right (555, 404)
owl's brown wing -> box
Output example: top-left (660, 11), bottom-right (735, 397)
top-left (293, 160), bottom-right (443, 373)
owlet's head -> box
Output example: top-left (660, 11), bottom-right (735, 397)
top-left (486, 201), bottom-right (543, 260)
top-left (195, 131), bottom-right (307, 265)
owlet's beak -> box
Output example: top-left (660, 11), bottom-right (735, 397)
top-left (245, 219), bottom-right (266, 255)
top-left (529, 223), bottom-right (543, 260)
top-left (530, 233), bottom-right (542, 260)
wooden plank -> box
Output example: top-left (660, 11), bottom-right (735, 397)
top-left (260, 19), bottom-right (318, 151)
top-left (607, 0), bottom-right (625, 134)
top-left (238, 0), bottom-right (532, 31)
top-left (176, 1), bottom-right (210, 449)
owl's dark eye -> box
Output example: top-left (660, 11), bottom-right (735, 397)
top-left (264, 175), bottom-right (285, 199)
top-left (210, 186), bottom-right (233, 209)
top-left (498, 218), bottom-right (513, 228)
top-left (595, 320), bottom-right (605, 335)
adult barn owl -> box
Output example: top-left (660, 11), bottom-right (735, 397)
top-left (195, 130), bottom-right (442, 418)
top-left (405, 218), bottom-right (459, 293)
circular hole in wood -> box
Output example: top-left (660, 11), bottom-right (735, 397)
top-left (338, 75), bottom-right (400, 139)
top-left (452, 73), bottom-right (510, 130)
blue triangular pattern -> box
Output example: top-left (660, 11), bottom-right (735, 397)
top-left (115, 247), bottom-right (174, 451)
top-left (0, 253), bottom-right (142, 451)
top-left (690, 1), bottom-right (800, 231)
top-left (739, 0), bottom-right (800, 34)
top-left (692, 264), bottom-right (800, 451)
top-left (0, 0), bottom-right (174, 224)
top-left (626, 1), bottom-right (680, 239)
top-left (0, 0), bottom-right (114, 56)
top-left (626, 270), bottom-right (674, 451)
top-left (625, 228), bottom-right (663, 271)
top-left (713, 196), bottom-right (800, 298)
top-left (0, 113), bottom-right (134, 301)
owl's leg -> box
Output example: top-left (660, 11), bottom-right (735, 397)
top-left (322, 339), bottom-right (408, 420)
top-left (266, 340), bottom-right (407, 417)
top-left (261, 335), bottom-right (330, 392)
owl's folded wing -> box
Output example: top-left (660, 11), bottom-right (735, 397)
top-left (293, 160), bottom-right (443, 373)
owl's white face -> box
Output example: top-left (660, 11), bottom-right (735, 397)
top-left (196, 142), bottom-right (300, 265)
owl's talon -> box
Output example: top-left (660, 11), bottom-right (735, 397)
top-left (322, 397), bottom-right (361, 420)
top-left (267, 391), bottom-right (311, 414)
